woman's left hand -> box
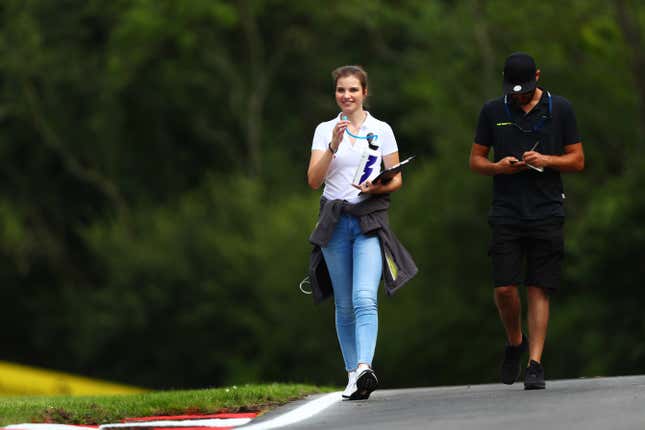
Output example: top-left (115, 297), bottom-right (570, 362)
top-left (353, 180), bottom-right (380, 194)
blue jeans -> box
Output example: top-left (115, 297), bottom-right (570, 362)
top-left (321, 214), bottom-right (383, 371)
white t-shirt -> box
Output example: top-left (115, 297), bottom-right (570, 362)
top-left (311, 112), bottom-right (398, 203)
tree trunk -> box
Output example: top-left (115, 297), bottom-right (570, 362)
top-left (238, 0), bottom-right (264, 178)
top-left (472, 0), bottom-right (496, 95)
top-left (614, 0), bottom-right (645, 136)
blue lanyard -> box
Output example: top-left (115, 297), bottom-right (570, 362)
top-left (503, 91), bottom-right (552, 133)
top-left (341, 115), bottom-right (379, 141)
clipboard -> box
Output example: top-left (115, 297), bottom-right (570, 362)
top-left (372, 155), bottom-right (416, 184)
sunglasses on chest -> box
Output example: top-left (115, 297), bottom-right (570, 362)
top-left (503, 91), bottom-right (552, 134)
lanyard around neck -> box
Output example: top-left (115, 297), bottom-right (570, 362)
top-left (503, 91), bottom-right (552, 133)
top-left (342, 115), bottom-right (379, 141)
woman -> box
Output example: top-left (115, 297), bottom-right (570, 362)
top-left (307, 65), bottom-right (415, 400)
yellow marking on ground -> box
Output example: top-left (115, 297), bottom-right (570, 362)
top-left (0, 361), bottom-right (146, 396)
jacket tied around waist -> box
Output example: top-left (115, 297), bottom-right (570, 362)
top-left (307, 194), bottom-right (418, 304)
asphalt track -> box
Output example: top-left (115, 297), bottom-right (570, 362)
top-left (248, 375), bottom-right (645, 429)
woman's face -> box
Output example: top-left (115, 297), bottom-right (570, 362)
top-left (335, 75), bottom-right (367, 114)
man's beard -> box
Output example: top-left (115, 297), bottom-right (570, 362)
top-left (510, 89), bottom-right (536, 106)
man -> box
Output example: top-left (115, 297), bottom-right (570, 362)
top-left (469, 52), bottom-right (584, 390)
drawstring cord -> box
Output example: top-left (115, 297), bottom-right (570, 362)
top-left (299, 276), bottom-right (312, 295)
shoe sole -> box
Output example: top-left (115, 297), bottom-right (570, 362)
top-left (349, 370), bottom-right (378, 400)
top-left (524, 382), bottom-right (546, 390)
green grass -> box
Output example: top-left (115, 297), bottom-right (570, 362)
top-left (0, 383), bottom-right (335, 426)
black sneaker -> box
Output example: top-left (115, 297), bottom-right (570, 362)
top-left (501, 333), bottom-right (528, 385)
top-left (524, 359), bottom-right (546, 390)
top-left (352, 368), bottom-right (378, 400)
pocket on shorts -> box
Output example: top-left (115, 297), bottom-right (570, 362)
top-left (550, 229), bottom-right (564, 254)
top-left (543, 223), bottom-right (564, 253)
top-left (488, 225), bottom-right (513, 256)
top-left (488, 239), bottom-right (500, 256)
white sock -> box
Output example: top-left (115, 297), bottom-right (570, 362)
top-left (357, 363), bottom-right (371, 373)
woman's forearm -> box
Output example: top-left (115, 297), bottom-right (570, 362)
top-left (307, 149), bottom-right (334, 189)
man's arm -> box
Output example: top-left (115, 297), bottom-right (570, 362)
top-left (469, 143), bottom-right (527, 176)
top-left (522, 142), bottom-right (584, 172)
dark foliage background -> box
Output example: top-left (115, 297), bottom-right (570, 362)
top-left (0, 0), bottom-right (644, 389)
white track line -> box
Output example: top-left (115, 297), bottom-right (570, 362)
top-left (237, 391), bottom-right (342, 430)
top-left (4, 392), bottom-right (342, 430)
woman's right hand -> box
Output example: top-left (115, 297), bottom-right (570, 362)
top-left (330, 119), bottom-right (349, 152)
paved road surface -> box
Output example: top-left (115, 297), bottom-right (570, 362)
top-left (252, 375), bottom-right (645, 429)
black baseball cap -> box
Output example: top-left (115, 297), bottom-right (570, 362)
top-left (502, 52), bottom-right (537, 95)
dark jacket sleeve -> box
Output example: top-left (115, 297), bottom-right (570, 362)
top-left (378, 228), bottom-right (418, 295)
top-left (309, 246), bottom-right (333, 303)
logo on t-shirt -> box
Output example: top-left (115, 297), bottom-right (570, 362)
top-left (359, 155), bottom-right (378, 184)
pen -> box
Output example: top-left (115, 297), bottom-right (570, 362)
top-left (525, 140), bottom-right (544, 172)
top-left (529, 141), bottom-right (540, 152)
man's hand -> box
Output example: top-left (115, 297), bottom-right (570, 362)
top-left (522, 151), bottom-right (549, 169)
top-left (495, 156), bottom-right (527, 174)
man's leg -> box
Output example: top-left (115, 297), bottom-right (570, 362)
top-left (494, 286), bottom-right (523, 346)
top-left (526, 286), bottom-right (549, 363)
top-left (495, 285), bottom-right (528, 384)
top-left (524, 286), bottom-right (549, 389)
top-left (523, 222), bottom-right (562, 390)
top-left (525, 222), bottom-right (562, 363)
top-left (490, 224), bottom-right (524, 346)
top-left (489, 224), bottom-right (528, 385)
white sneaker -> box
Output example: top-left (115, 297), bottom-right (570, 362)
top-left (341, 371), bottom-right (357, 399)
top-left (355, 367), bottom-right (378, 400)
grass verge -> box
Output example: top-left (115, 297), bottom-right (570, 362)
top-left (0, 383), bottom-right (335, 426)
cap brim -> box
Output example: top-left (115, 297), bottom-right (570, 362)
top-left (503, 80), bottom-right (537, 95)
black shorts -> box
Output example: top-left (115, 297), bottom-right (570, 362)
top-left (488, 222), bottom-right (564, 291)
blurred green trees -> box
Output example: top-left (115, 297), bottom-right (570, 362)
top-left (0, 0), bottom-right (644, 389)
